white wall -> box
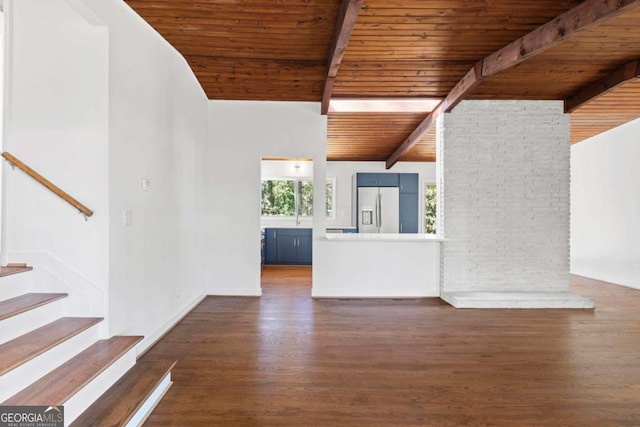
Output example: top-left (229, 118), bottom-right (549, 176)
top-left (571, 118), bottom-right (640, 289)
top-left (206, 101), bottom-right (327, 295)
top-left (4, 0), bottom-right (110, 292)
top-left (441, 100), bottom-right (571, 293)
top-left (326, 161), bottom-right (436, 230)
top-left (5, 0), bottom-right (208, 347)
top-left (84, 0), bottom-right (208, 342)
top-left (313, 239), bottom-right (441, 297)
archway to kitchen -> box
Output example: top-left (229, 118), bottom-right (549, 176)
top-left (259, 158), bottom-right (317, 296)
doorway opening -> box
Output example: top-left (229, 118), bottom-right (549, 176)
top-left (260, 158), bottom-right (314, 295)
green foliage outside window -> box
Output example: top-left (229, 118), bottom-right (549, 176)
top-left (261, 179), bottom-right (334, 217)
top-left (425, 184), bottom-right (437, 234)
top-left (261, 180), bottom-right (295, 216)
top-left (300, 181), bottom-right (313, 216)
top-left (326, 181), bottom-right (334, 217)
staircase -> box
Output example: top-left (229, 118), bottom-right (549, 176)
top-left (0, 265), bottom-right (175, 426)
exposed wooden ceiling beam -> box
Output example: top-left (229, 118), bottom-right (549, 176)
top-left (386, 63), bottom-right (483, 169)
top-left (321, 0), bottom-right (363, 115)
top-left (482, 0), bottom-right (640, 77)
top-left (565, 59), bottom-right (640, 113)
top-left (386, 0), bottom-right (640, 169)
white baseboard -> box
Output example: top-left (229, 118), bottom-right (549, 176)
top-left (571, 270), bottom-right (640, 291)
top-left (207, 288), bottom-right (262, 297)
top-left (311, 293), bottom-right (439, 299)
top-left (136, 294), bottom-right (206, 358)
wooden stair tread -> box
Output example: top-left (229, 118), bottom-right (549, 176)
top-left (71, 360), bottom-right (177, 427)
top-left (0, 265), bottom-right (33, 278)
top-left (0, 317), bottom-right (104, 376)
top-left (2, 335), bottom-right (143, 406)
top-left (0, 293), bottom-right (68, 321)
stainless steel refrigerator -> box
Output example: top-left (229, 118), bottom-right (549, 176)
top-left (358, 187), bottom-right (399, 233)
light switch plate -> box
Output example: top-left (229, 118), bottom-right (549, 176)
top-left (123, 210), bottom-right (133, 227)
top-left (142, 179), bottom-right (151, 191)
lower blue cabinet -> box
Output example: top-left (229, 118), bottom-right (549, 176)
top-left (276, 235), bottom-right (298, 264)
top-left (296, 235), bottom-right (312, 264)
top-left (399, 193), bottom-right (419, 233)
top-left (265, 229), bottom-right (278, 264)
top-left (264, 228), bottom-right (312, 265)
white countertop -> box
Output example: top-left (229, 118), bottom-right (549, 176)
top-left (324, 233), bottom-right (445, 242)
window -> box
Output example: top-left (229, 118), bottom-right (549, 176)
top-left (299, 180), bottom-right (313, 216)
top-left (425, 184), bottom-right (437, 234)
top-left (325, 179), bottom-right (335, 218)
top-left (261, 179), bottom-right (334, 218)
top-left (261, 180), bottom-right (296, 216)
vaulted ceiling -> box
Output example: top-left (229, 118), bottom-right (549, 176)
top-left (126, 0), bottom-right (640, 164)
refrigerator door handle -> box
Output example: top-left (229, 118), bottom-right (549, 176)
top-left (376, 193), bottom-right (382, 228)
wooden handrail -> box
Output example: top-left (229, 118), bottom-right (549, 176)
top-left (2, 152), bottom-right (93, 218)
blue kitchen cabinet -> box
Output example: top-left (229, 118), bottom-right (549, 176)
top-left (296, 235), bottom-right (312, 264)
top-left (399, 193), bottom-right (419, 233)
top-left (265, 228), bottom-right (278, 264)
top-left (399, 173), bottom-right (419, 194)
top-left (276, 235), bottom-right (298, 264)
top-left (356, 173), bottom-right (398, 187)
top-left (356, 173), bottom-right (379, 187)
top-left (263, 228), bottom-right (312, 265)
top-left (377, 173), bottom-right (399, 187)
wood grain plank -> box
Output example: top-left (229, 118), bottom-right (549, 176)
top-left (565, 59), bottom-right (640, 112)
top-left (328, 112), bottom-right (435, 162)
top-left (0, 317), bottom-right (103, 376)
top-left (482, 0), bottom-right (640, 77)
top-left (0, 265), bottom-right (33, 278)
top-left (70, 360), bottom-right (176, 427)
top-left (386, 0), bottom-right (640, 167)
top-left (322, 0), bottom-right (363, 114)
top-left (2, 336), bottom-right (143, 405)
top-left (0, 293), bottom-right (68, 321)
top-left (125, 0), bottom-right (341, 101)
top-left (139, 267), bottom-right (640, 426)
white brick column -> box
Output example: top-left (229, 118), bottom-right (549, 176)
top-left (438, 100), bottom-right (593, 308)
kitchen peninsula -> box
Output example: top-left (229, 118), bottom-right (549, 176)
top-left (313, 233), bottom-right (443, 298)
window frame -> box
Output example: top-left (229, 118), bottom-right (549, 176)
top-left (260, 177), bottom-right (336, 219)
top-left (423, 180), bottom-right (437, 235)
top-left (325, 178), bottom-right (336, 219)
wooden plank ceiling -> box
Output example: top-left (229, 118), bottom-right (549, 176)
top-left (327, 113), bottom-right (436, 162)
top-left (125, 0), bottom-right (640, 163)
top-left (125, 0), bottom-right (341, 101)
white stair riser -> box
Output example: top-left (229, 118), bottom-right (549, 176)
top-left (63, 348), bottom-right (137, 425)
top-left (126, 373), bottom-right (172, 427)
top-left (0, 298), bottom-right (66, 345)
top-left (0, 272), bottom-right (34, 301)
top-left (0, 322), bottom-right (101, 402)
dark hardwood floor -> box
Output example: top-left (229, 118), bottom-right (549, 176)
top-left (141, 267), bottom-right (640, 426)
